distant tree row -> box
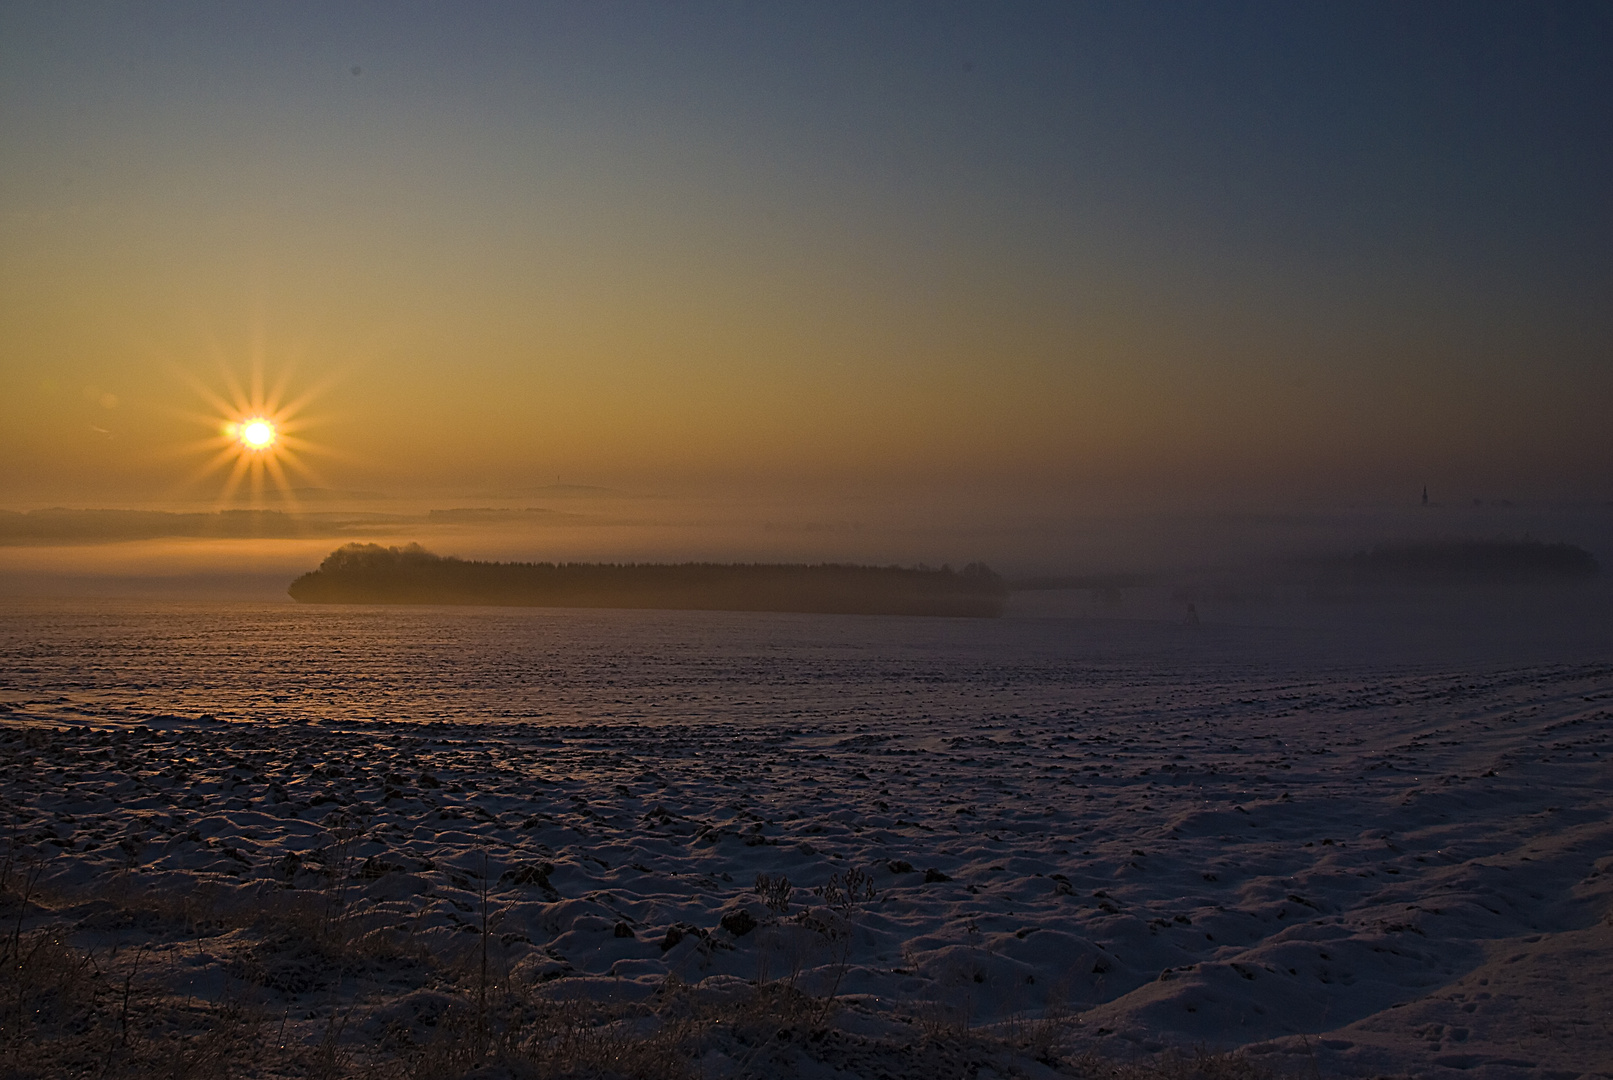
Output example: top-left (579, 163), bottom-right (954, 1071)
top-left (289, 543), bottom-right (1009, 617)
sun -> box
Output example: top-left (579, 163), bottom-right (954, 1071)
top-left (236, 418), bottom-right (277, 451)
top-left (169, 357), bottom-right (339, 508)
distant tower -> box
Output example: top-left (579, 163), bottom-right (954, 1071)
top-left (1421, 486), bottom-right (1428, 506)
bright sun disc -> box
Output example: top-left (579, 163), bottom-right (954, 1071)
top-left (238, 419), bottom-right (276, 450)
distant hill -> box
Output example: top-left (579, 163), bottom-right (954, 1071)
top-left (288, 543), bottom-right (1008, 617)
top-left (427, 508), bottom-right (580, 524)
top-left (0, 507), bottom-right (360, 544)
top-left (1010, 572), bottom-right (1158, 591)
top-left (1340, 539), bottom-right (1599, 584)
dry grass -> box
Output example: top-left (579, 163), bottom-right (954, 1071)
top-left (1056, 1048), bottom-right (1283, 1080)
top-left (0, 920), bottom-right (270, 1080)
top-left (395, 997), bottom-right (705, 1080)
top-left (0, 866), bottom-right (1309, 1080)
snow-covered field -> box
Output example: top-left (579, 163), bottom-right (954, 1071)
top-left (1, 597), bottom-right (1610, 1078)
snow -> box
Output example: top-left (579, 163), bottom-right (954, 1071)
top-left (1, 596), bottom-right (1610, 1077)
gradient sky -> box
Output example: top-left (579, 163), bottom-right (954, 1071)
top-left (3, 1), bottom-right (1611, 511)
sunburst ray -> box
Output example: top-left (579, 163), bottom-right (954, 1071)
top-left (166, 361), bottom-right (340, 510)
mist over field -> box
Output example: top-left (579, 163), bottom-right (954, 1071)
top-left (3, 493), bottom-right (1610, 666)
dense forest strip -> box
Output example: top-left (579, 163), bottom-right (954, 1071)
top-left (288, 543), bottom-right (1009, 617)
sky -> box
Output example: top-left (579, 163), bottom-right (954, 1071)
top-left (2, 2), bottom-right (1611, 574)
